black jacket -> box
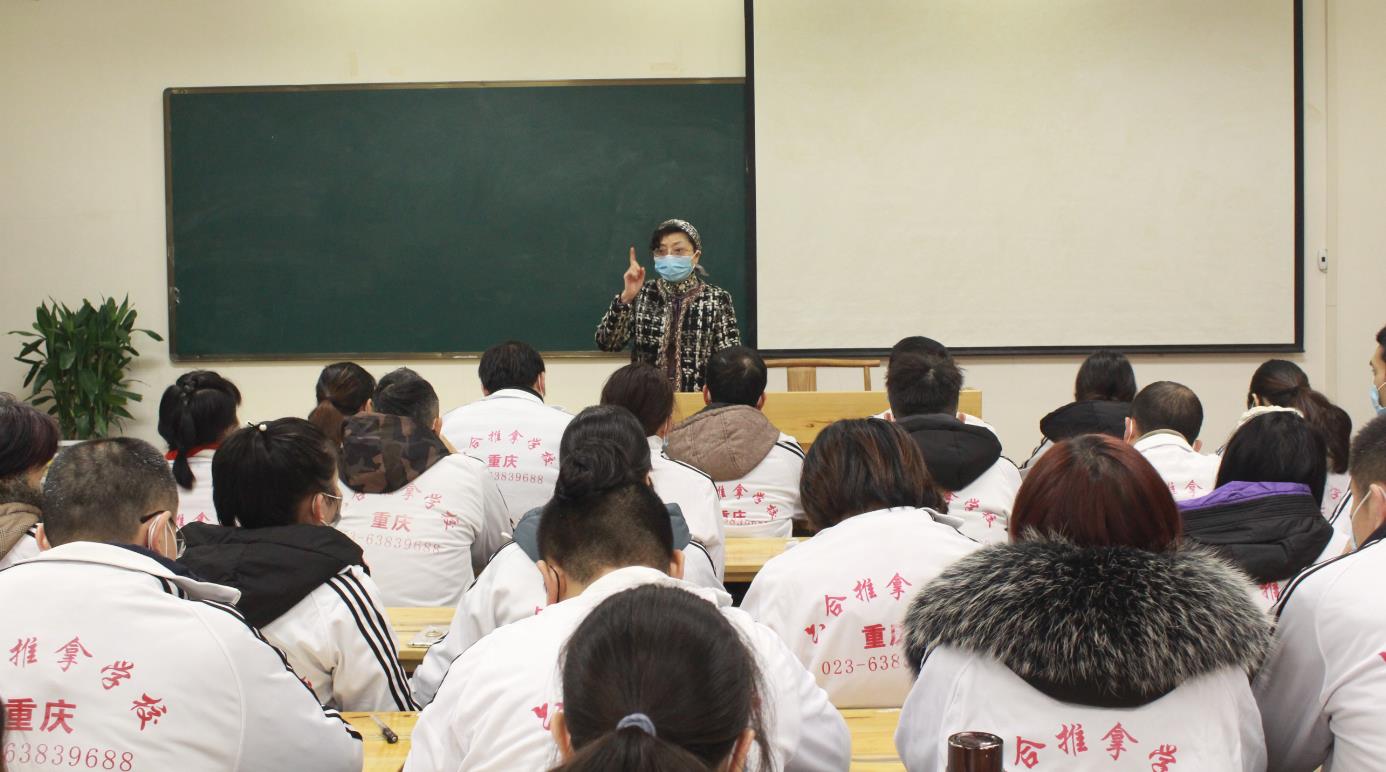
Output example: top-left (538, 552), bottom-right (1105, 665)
top-left (893, 413), bottom-right (1002, 491)
top-left (1038, 399), bottom-right (1131, 441)
top-left (178, 522), bottom-right (365, 629)
top-left (1178, 481), bottom-right (1332, 584)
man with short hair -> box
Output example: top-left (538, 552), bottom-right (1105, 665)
top-left (666, 346), bottom-right (805, 537)
top-left (886, 352), bottom-right (1020, 543)
top-left (1255, 414), bottom-right (1386, 770)
top-left (440, 340), bottom-right (574, 524)
top-left (1124, 380), bottom-right (1221, 501)
top-left (406, 475), bottom-right (848, 771)
top-left (0, 438), bottom-right (361, 771)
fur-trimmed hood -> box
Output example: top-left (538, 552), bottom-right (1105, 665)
top-left (903, 539), bottom-right (1270, 708)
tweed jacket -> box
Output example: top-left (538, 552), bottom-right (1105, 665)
top-left (594, 275), bottom-right (741, 392)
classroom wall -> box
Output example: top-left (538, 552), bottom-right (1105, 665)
top-left (0, 0), bottom-right (1379, 460)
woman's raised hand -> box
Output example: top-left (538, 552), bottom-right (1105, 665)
top-left (621, 246), bottom-right (645, 303)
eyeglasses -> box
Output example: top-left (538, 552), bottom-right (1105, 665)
top-left (652, 247), bottom-right (695, 257)
top-left (140, 511), bottom-right (186, 558)
top-left (318, 491), bottom-right (343, 527)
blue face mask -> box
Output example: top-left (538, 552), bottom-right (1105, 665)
top-left (654, 256), bottom-right (695, 283)
top-left (1372, 382), bottom-right (1386, 415)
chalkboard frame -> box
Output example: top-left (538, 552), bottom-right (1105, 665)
top-left (162, 77), bottom-right (753, 361)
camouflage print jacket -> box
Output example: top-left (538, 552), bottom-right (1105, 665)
top-left (340, 413), bottom-right (449, 494)
top-left (594, 275), bottom-right (741, 392)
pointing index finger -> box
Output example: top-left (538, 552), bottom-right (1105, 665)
top-left (628, 246), bottom-right (639, 267)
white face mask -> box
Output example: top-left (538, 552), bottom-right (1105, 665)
top-left (1371, 381), bottom-right (1386, 415)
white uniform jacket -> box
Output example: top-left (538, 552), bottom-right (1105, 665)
top-left (0, 542), bottom-right (363, 771)
top-left (711, 435), bottom-right (805, 539)
top-left (439, 390), bottom-right (573, 525)
top-left (405, 566), bottom-right (850, 772)
top-left (1132, 430), bottom-right (1222, 503)
top-left (944, 459), bottom-right (1020, 545)
top-left (1316, 490), bottom-right (1354, 563)
top-left (1255, 528), bottom-right (1386, 771)
top-left (338, 454), bottom-right (510, 607)
top-left (740, 507), bottom-right (981, 708)
top-left (897, 539), bottom-right (1270, 771)
top-left (1322, 471), bottom-right (1351, 520)
top-left (259, 564), bottom-right (416, 712)
top-left (410, 532), bottom-right (723, 707)
top-left (649, 436), bottom-right (725, 578)
top-left (898, 648), bottom-right (1265, 771)
top-left (169, 449), bottom-right (218, 527)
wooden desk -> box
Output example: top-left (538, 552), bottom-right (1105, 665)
top-left (346, 711), bottom-right (416, 772)
top-left (842, 708), bottom-right (904, 771)
top-left (672, 389), bottom-right (982, 449)
top-left (388, 607), bottom-right (454, 670)
top-left (724, 537), bottom-right (795, 583)
top-left (346, 708), bottom-right (901, 771)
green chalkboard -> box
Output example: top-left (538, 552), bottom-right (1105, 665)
top-left (163, 79), bottom-right (748, 358)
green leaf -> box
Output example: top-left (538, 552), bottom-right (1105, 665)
top-left (57, 349), bottom-right (75, 370)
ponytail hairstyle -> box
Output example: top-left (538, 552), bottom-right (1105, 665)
top-left (309, 362), bottom-right (375, 445)
top-left (211, 418), bottom-right (337, 528)
top-left (156, 371), bottom-right (241, 490)
top-left (538, 405), bottom-right (667, 583)
top-left (553, 584), bottom-right (770, 772)
top-left (1247, 359), bottom-right (1351, 474)
top-left (372, 368), bottom-right (441, 429)
top-left (1074, 350), bottom-right (1136, 402)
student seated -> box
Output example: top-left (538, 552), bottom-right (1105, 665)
top-left (1124, 380), bottom-right (1220, 501)
top-left (157, 370), bottom-right (240, 527)
top-left (178, 418), bottom-right (415, 712)
top-left (1255, 413), bottom-right (1386, 770)
top-left (897, 434), bottom-right (1269, 771)
top-left (0, 394), bottom-right (57, 569)
top-left (666, 346), bottom-right (805, 538)
top-left (886, 352), bottom-right (1019, 543)
top-left (409, 406), bottom-right (723, 707)
top-left (1020, 350), bottom-right (1135, 475)
top-left (875, 337), bottom-right (995, 432)
top-left (335, 368), bottom-right (509, 607)
top-left (740, 419), bottom-right (979, 708)
top-left (600, 363), bottom-right (724, 576)
top-left (307, 361), bottom-right (375, 445)
top-left (549, 585), bottom-right (769, 772)
top-left (440, 341), bottom-right (574, 525)
top-left (1245, 359), bottom-right (1354, 520)
top-left (405, 440), bottom-right (849, 771)
top-left (0, 438), bottom-right (362, 770)
top-left (1180, 409), bottom-right (1332, 610)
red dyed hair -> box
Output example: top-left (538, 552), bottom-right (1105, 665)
top-left (1010, 434), bottom-right (1181, 551)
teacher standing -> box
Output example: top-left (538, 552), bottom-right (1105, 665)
top-left (594, 219), bottom-right (741, 392)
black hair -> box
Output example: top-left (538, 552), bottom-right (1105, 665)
top-left (1218, 412), bottom-right (1327, 503)
top-left (372, 368), bottom-right (440, 429)
top-left (309, 362), bottom-right (375, 445)
top-left (704, 346), bottom-right (767, 407)
top-left (539, 412), bottom-right (671, 583)
top-left (1074, 350), bottom-right (1137, 402)
top-left (157, 371), bottom-right (241, 490)
top-left (1130, 381), bottom-right (1204, 444)
top-left (0, 392), bottom-right (60, 483)
top-left (1247, 359), bottom-right (1351, 474)
top-left (599, 364), bottom-right (674, 437)
top-left (800, 419), bottom-right (945, 531)
top-left (1349, 414), bottom-right (1386, 492)
top-left (554, 585), bottom-right (770, 772)
top-left (41, 438), bottom-right (176, 547)
top-left (1376, 325), bottom-right (1386, 351)
top-left (478, 340), bottom-right (546, 394)
top-left (557, 405), bottom-right (653, 479)
top-left (886, 352), bottom-right (963, 418)
top-left (648, 224), bottom-right (699, 253)
top-left (888, 336), bottom-right (949, 365)
top-left (212, 418), bottom-right (337, 528)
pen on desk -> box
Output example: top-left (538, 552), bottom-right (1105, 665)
top-left (370, 713), bottom-right (399, 744)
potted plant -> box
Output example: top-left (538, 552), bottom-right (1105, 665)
top-left (11, 297), bottom-right (163, 440)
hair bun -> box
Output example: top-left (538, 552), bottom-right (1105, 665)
top-left (554, 444), bottom-right (639, 503)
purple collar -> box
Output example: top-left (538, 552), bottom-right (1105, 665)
top-left (1179, 480), bottom-right (1313, 511)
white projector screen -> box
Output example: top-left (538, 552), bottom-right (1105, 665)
top-left (751, 0), bottom-right (1299, 352)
